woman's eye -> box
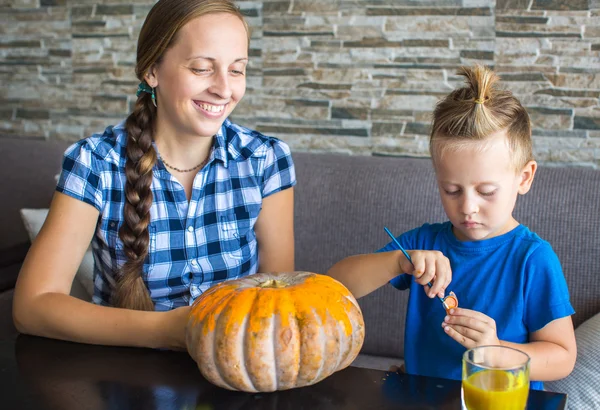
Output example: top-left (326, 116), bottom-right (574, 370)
top-left (191, 68), bottom-right (210, 74)
top-left (230, 65), bottom-right (246, 75)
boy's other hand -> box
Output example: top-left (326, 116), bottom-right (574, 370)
top-left (401, 250), bottom-right (452, 298)
top-left (442, 308), bottom-right (500, 348)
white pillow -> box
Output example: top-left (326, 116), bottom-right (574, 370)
top-left (545, 313), bottom-right (600, 409)
top-left (19, 208), bottom-right (94, 301)
top-left (20, 208), bottom-right (50, 243)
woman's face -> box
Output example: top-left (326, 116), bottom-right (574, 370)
top-left (147, 12), bottom-right (248, 139)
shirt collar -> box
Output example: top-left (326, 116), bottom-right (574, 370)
top-left (213, 120), bottom-right (229, 169)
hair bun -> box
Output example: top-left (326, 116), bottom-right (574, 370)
top-left (457, 64), bottom-right (499, 105)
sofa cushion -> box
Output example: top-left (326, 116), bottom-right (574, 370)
top-left (20, 208), bottom-right (50, 243)
top-left (545, 312), bottom-right (600, 409)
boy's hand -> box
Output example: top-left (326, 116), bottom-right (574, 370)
top-left (399, 250), bottom-right (452, 299)
top-left (442, 308), bottom-right (500, 348)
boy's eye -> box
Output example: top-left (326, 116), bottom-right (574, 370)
top-left (444, 190), bottom-right (460, 196)
top-left (231, 69), bottom-right (245, 75)
top-left (479, 190), bottom-right (496, 197)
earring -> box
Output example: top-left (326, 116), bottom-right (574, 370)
top-left (151, 87), bottom-right (157, 107)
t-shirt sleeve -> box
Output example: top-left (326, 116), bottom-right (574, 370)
top-left (376, 227), bottom-right (422, 291)
top-left (523, 243), bottom-right (575, 333)
top-left (56, 140), bottom-right (104, 211)
top-left (261, 138), bottom-right (296, 198)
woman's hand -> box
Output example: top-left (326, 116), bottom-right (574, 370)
top-left (400, 250), bottom-right (452, 299)
top-left (442, 308), bottom-right (500, 348)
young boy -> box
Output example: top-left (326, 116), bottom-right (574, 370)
top-left (327, 65), bottom-right (576, 390)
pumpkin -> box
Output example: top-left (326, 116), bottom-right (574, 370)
top-left (186, 271), bottom-right (365, 393)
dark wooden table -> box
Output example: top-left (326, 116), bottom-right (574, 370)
top-left (0, 334), bottom-right (567, 410)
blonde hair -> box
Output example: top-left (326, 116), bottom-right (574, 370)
top-left (430, 65), bottom-right (532, 172)
top-left (115, 0), bottom-right (249, 311)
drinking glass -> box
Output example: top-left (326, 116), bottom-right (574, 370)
top-left (462, 345), bottom-right (530, 410)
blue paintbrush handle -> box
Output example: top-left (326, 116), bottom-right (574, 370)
top-left (384, 226), bottom-right (445, 304)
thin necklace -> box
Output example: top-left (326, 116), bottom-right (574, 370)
top-left (159, 154), bottom-right (209, 173)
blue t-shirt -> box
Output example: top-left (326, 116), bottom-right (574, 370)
top-left (380, 222), bottom-right (574, 390)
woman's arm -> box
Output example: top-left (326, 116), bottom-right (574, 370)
top-left (254, 187), bottom-right (295, 273)
top-left (12, 192), bottom-right (189, 350)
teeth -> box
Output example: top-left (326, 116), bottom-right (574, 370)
top-left (199, 103), bottom-right (224, 113)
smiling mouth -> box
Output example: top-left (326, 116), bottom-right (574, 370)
top-left (194, 101), bottom-right (226, 113)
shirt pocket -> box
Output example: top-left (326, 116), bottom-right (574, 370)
top-left (217, 203), bottom-right (261, 260)
top-left (218, 212), bottom-right (254, 260)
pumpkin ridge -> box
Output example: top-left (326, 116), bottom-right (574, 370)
top-left (311, 305), bottom-right (327, 384)
top-left (199, 288), bottom-right (239, 335)
top-left (245, 288), bottom-right (278, 391)
top-left (224, 287), bottom-right (259, 392)
top-left (238, 315), bottom-right (257, 391)
top-left (339, 301), bottom-right (365, 370)
top-left (299, 279), bottom-right (355, 336)
top-left (189, 283), bottom-right (236, 327)
top-left (273, 290), bottom-right (300, 389)
top-left (332, 312), bottom-right (346, 372)
top-left (211, 303), bottom-right (237, 391)
top-left (292, 291), bottom-right (323, 386)
top-left (315, 276), bottom-right (362, 311)
top-left (270, 290), bottom-right (280, 391)
top-left (336, 310), bottom-right (355, 370)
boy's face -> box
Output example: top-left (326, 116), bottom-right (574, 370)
top-left (433, 130), bottom-right (536, 242)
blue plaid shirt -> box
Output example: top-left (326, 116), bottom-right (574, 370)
top-left (57, 118), bottom-right (296, 311)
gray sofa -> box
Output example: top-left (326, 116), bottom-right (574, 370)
top-left (1, 137), bottom-right (599, 407)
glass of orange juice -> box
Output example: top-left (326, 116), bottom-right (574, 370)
top-left (462, 345), bottom-right (530, 410)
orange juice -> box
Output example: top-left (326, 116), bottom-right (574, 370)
top-left (462, 369), bottom-right (529, 410)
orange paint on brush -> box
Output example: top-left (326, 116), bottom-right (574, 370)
top-left (442, 291), bottom-right (458, 314)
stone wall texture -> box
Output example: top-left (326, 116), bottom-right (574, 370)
top-left (2, 0), bottom-right (599, 167)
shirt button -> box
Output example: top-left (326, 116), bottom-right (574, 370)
top-left (187, 226), bottom-right (194, 232)
top-left (191, 260), bottom-right (198, 267)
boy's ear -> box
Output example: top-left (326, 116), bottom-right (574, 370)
top-left (518, 160), bottom-right (537, 195)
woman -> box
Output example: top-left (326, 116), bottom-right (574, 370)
top-left (13, 0), bottom-right (295, 351)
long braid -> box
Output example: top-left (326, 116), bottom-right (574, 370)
top-left (113, 93), bottom-right (157, 311)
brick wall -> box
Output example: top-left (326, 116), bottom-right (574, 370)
top-left (2, 0), bottom-right (599, 167)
